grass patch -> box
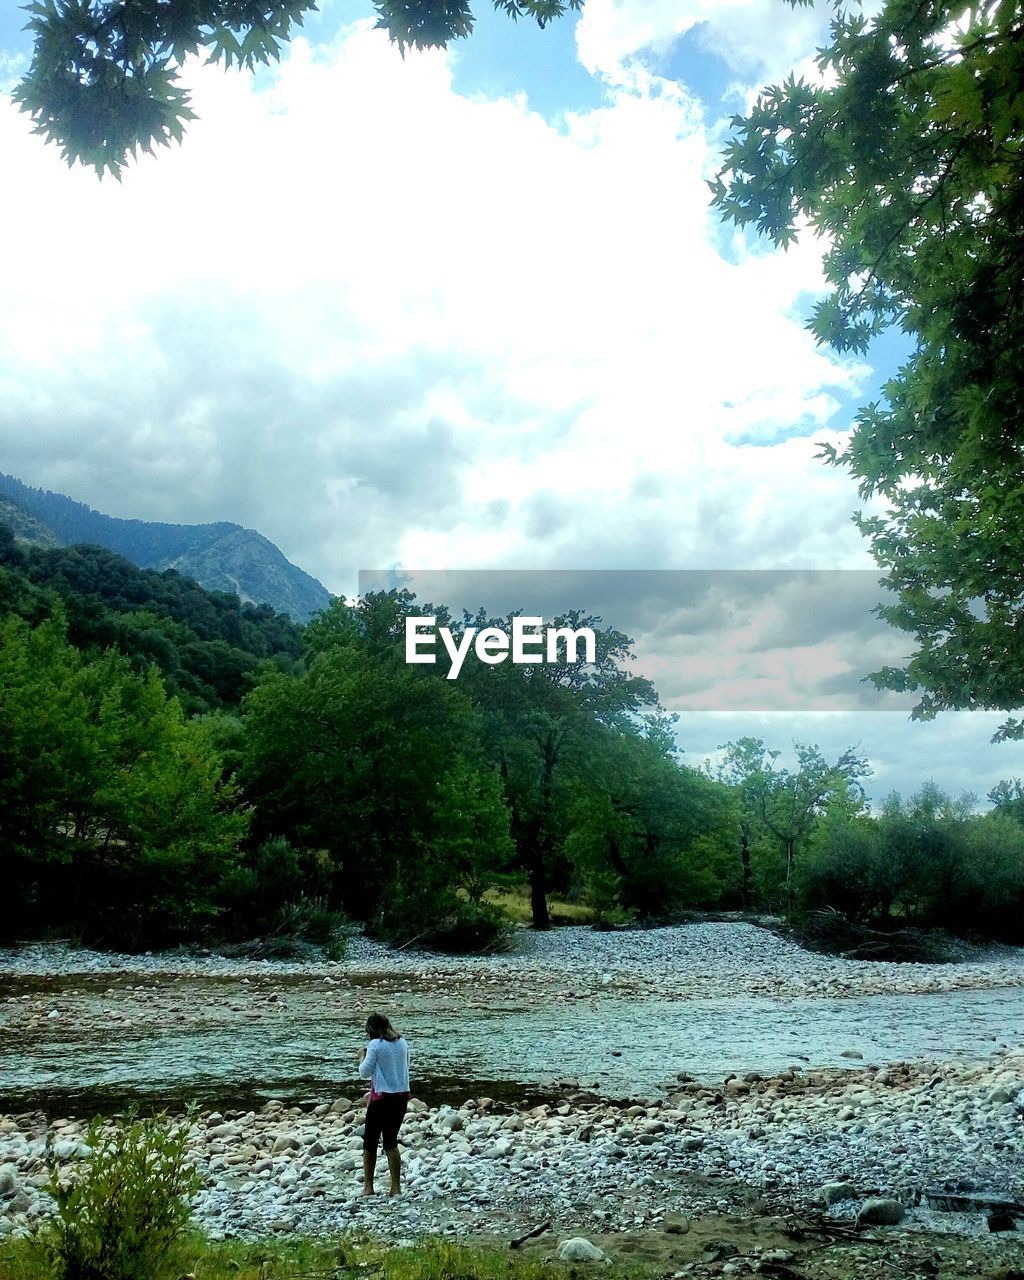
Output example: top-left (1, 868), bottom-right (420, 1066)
top-left (482, 886), bottom-right (598, 926)
top-left (1, 1234), bottom-right (636, 1280)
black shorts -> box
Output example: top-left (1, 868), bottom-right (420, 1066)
top-left (363, 1093), bottom-right (409, 1152)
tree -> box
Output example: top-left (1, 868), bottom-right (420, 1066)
top-left (240, 626), bottom-right (512, 937)
top-left (566, 723), bottom-right (736, 920)
top-left (988, 777), bottom-right (1024, 824)
top-left (718, 737), bottom-right (872, 902)
top-left (711, 0), bottom-right (1024, 741)
top-left (800, 781), bottom-right (1024, 941)
top-left (455, 608), bottom-right (659, 928)
top-left (0, 607), bottom-right (246, 944)
top-left (16, 0), bottom-right (581, 178)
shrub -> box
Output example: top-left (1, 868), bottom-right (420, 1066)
top-left (420, 899), bottom-right (514, 954)
top-left (38, 1110), bottom-right (202, 1280)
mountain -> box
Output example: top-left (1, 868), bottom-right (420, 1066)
top-left (0, 473), bottom-right (332, 623)
top-left (0, 495), bottom-right (62, 549)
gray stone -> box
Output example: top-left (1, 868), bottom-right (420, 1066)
top-left (856, 1197), bottom-right (905, 1227)
top-left (822, 1181), bottom-right (858, 1207)
top-left (51, 1140), bottom-right (90, 1160)
top-left (558, 1238), bottom-right (606, 1262)
top-left (761, 1249), bottom-right (795, 1264)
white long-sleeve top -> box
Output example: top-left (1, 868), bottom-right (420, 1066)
top-left (359, 1036), bottom-right (410, 1094)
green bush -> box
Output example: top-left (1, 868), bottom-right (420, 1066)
top-left (274, 894), bottom-right (352, 948)
top-left (38, 1110), bottom-right (202, 1280)
top-left (420, 899), bottom-right (514, 954)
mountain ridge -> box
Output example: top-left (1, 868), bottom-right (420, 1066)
top-left (0, 473), bottom-right (332, 623)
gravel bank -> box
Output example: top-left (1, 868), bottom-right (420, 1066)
top-left (3, 922), bottom-right (1024, 999)
top-left (1, 1053), bottom-right (1022, 1243)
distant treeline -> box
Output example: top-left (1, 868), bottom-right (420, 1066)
top-left (2, 531), bottom-right (1024, 952)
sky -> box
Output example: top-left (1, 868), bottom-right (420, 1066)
top-left (0, 0), bottom-right (1019, 805)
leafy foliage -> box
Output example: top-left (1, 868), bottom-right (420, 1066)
top-left (566, 724), bottom-right (736, 920)
top-left (0, 528), bottom-right (304, 715)
top-left (798, 782), bottom-right (1024, 941)
top-left (39, 1110), bottom-right (201, 1280)
top-left (241, 606), bottom-right (514, 943)
top-left (711, 0), bottom-right (1024, 740)
top-left (715, 736), bottom-right (872, 904)
top-left (4, 577), bottom-right (1021, 951)
top-left (13, 0), bottom-right (312, 178)
top-left (16, 0), bottom-right (581, 175)
top-left (0, 608), bottom-right (247, 946)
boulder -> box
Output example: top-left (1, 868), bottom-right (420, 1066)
top-left (822, 1181), bottom-right (858, 1207)
top-left (856, 1198), bottom-right (905, 1227)
top-left (8, 1191), bottom-right (32, 1215)
top-left (558, 1238), bottom-right (606, 1262)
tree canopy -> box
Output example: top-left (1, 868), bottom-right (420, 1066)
top-left (711, 0), bottom-right (1024, 741)
top-left (716, 736), bottom-right (872, 903)
top-left (6, 576), bottom-right (1024, 947)
top-left (15, 0), bottom-right (581, 177)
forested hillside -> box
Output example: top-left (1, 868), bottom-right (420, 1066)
top-left (0, 473), bottom-right (332, 622)
top-left (0, 526), bottom-right (304, 713)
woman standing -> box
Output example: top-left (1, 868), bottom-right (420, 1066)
top-left (358, 1013), bottom-right (411, 1196)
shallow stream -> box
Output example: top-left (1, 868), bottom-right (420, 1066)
top-left (3, 971), bottom-right (1023, 1116)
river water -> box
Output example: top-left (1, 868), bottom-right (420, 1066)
top-left (3, 970), bottom-right (1023, 1116)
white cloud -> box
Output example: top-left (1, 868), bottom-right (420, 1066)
top-left (1, 6), bottom-right (1011, 802)
top-left (575, 0), bottom-right (834, 86)
top-left (1, 13), bottom-right (870, 602)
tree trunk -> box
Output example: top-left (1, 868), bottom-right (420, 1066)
top-left (740, 823), bottom-right (752, 911)
top-left (529, 730), bottom-right (562, 930)
top-left (784, 837), bottom-right (795, 902)
top-left (529, 852), bottom-right (550, 930)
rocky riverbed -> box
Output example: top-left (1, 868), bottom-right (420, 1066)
top-left (1, 924), bottom-right (1023, 1260)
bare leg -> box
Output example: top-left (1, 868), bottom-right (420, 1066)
top-left (386, 1147), bottom-right (402, 1196)
top-left (362, 1149), bottom-right (376, 1196)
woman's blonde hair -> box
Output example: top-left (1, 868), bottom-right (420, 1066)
top-left (365, 1013), bottom-right (401, 1041)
